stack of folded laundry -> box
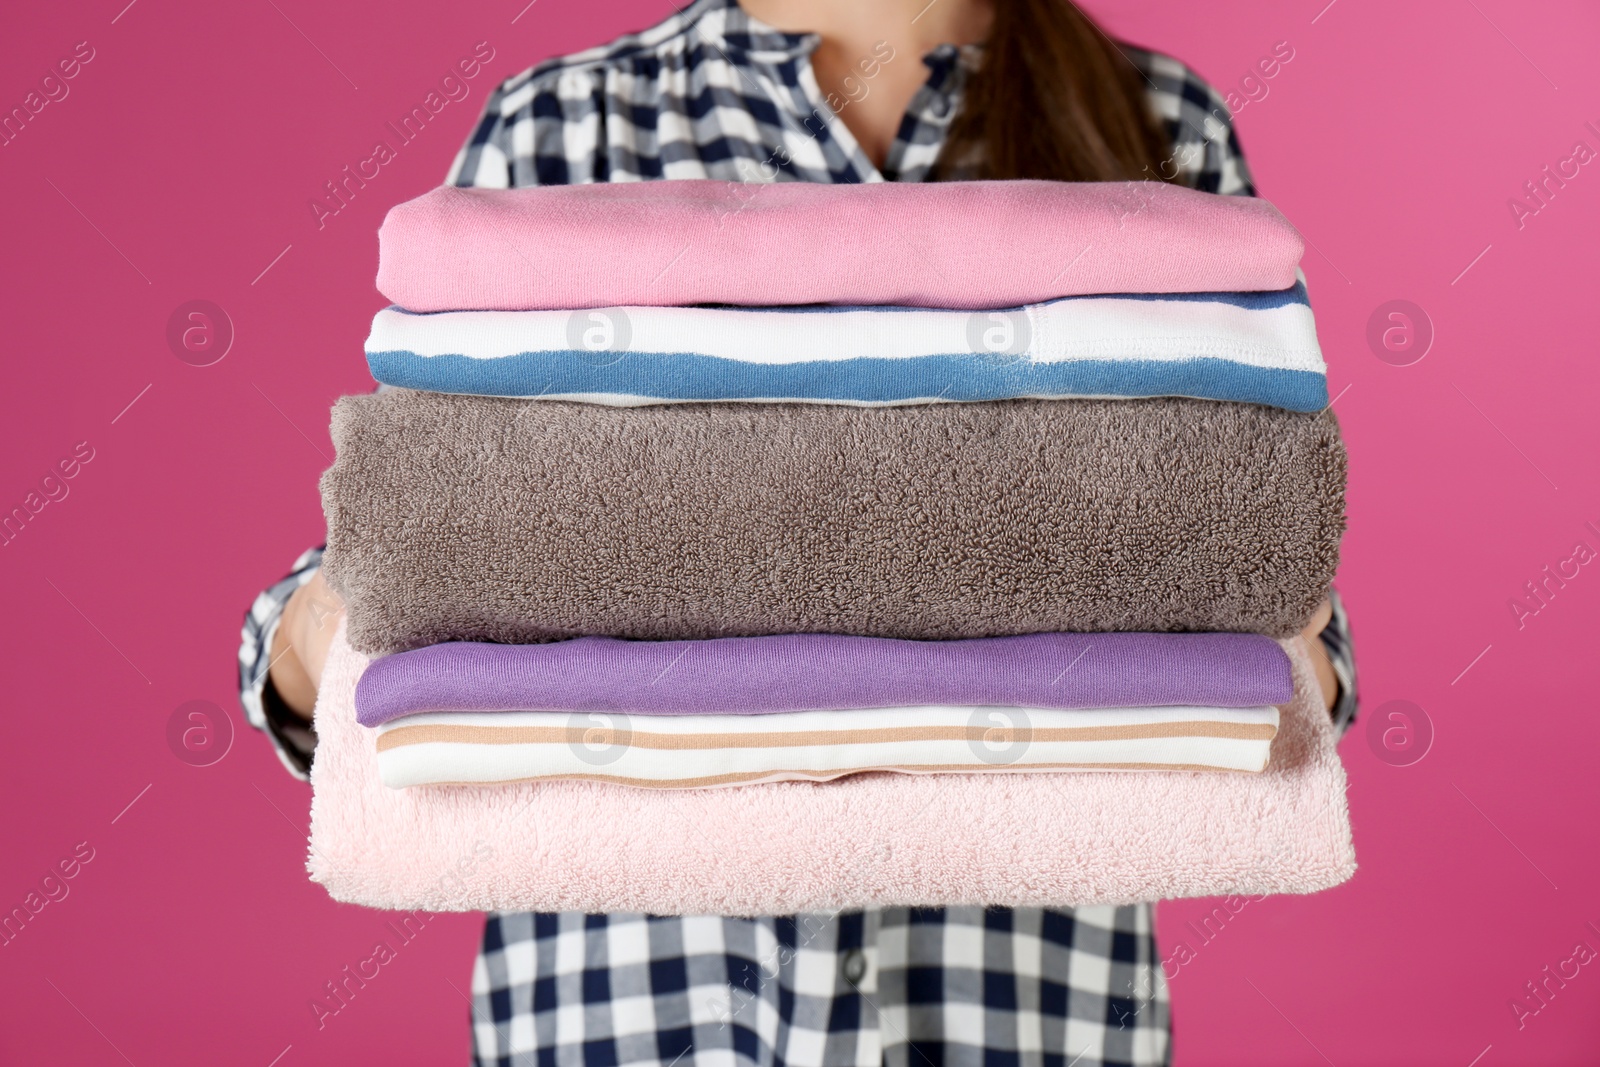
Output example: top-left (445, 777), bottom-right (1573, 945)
top-left (308, 179), bottom-right (1355, 916)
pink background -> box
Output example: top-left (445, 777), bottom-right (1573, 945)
top-left (2, 0), bottom-right (1596, 1062)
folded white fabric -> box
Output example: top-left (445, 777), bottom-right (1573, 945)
top-left (372, 704), bottom-right (1281, 789)
top-left (364, 280), bottom-right (1328, 412)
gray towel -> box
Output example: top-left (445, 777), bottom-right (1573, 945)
top-left (322, 390), bottom-right (1345, 655)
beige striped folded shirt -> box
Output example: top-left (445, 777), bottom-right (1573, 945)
top-left (372, 704), bottom-right (1281, 789)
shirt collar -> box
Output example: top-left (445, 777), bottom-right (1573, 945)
top-left (692, 0), bottom-right (986, 70)
top-left (691, 0), bottom-right (821, 64)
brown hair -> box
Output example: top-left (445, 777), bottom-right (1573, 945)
top-left (934, 0), bottom-right (1175, 183)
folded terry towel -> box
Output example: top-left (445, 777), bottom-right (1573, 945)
top-left (364, 281), bottom-right (1328, 412)
top-left (307, 620), bottom-right (1355, 913)
top-left (322, 392), bottom-right (1346, 655)
top-left (376, 180), bottom-right (1305, 312)
top-left (355, 632), bottom-right (1294, 727)
top-left (372, 704), bottom-right (1282, 788)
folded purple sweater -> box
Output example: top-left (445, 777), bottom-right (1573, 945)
top-left (354, 632), bottom-right (1293, 727)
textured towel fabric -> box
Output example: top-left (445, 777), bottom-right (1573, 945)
top-left (375, 181), bottom-right (1305, 312)
top-left (321, 391), bottom-right (1346, 655)
top-left (307, 620), bottom-right (1355, 913)
top-left (371, 705), bottom-right (1283, 788)
top-left (363, 282), bottom-right (1328, 412)
top-left (354, 632), bottom-right (1294, 728)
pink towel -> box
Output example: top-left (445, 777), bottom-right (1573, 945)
top-left (307, 621), bottom-right (1354, 914)
top-left (376, 181), bottom-right (1306, 312)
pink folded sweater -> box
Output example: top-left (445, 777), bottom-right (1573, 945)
top-left (306, 621), bottom-right (1354, 914)
top-left (376, 180), bottom-right (1305, 312)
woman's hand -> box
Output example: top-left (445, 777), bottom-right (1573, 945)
top-left (267, 569), bottom-right (345, 721)
top-left (1297, 597), bottom-right (1338, 714)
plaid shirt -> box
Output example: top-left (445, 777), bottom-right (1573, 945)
top-left (239, 2), bottom-right (1356, 1064)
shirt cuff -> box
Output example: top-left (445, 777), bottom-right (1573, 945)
top-left (1316, 587), bottom-right (1359, 737)
top-left (239, 546), bottom-right (324, 781)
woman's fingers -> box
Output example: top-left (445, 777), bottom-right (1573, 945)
top-left (1301, 596), bottom-right (1333, 639)
top-left (291, 571), bottom-right (346, 688)
top-left (1297, 633), bottom-right (1339, 713)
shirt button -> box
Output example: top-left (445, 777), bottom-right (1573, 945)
top-left (842, 949), bottom-right (867, 985)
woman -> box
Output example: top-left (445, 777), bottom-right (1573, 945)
top-left (242, 1), bottom-right (1357, 1064)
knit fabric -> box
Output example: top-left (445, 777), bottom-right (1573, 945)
top-left (321, 391), bottom-right (1347, 654)
top-left (370, 704), bottom-right (1282, 788)
top-left (354, 631), bottom-right (1294, 727)
top-left (363, 281), bottom-right (1328, 411)
top-left (375, 179), bottom-right (1305, 312)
